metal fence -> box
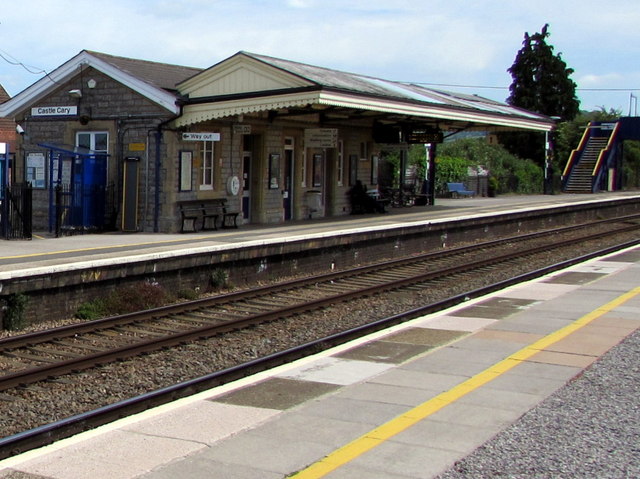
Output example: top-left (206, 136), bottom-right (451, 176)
top-left (1, 183), bottom-right (33, 240)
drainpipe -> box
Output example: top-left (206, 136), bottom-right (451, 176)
top-left (154, 128), bottom-right (162, 232)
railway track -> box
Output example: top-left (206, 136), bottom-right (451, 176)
top-left (0, 214), bottom-right (639, 460)
top-left (1, 215), bottom-right (639, 394)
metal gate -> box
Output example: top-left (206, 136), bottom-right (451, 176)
top-left (40, 143), bottom-right (112, 235)
top-left (1, 184), bottom-right (32, 240)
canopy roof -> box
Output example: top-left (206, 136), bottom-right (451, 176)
top-left (175, 52), bottom-right (554, 133)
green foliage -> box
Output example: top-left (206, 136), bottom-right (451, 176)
top-left (210, 269), bottom-right (229, 290)
top-left (436, 138), bottom-right (543, 194)
top-left (622, 140), bottom-right (640, 188)
top-left (75, 299), bottom-right (107, 320)
top-left (502, 24), bottom-right (580, 165)
top-left (103, 281), bottom-right (173, 314)
top-left (2, 293), bottom-right (28, 331)
top-left (177, 288), bottom-right (200, 300)
top-left (507, 24), bottom-right (579, 121)
top-left (74, 281), bottom-right (173, 319)
top-left (433, 155), bottom-right (473, 194)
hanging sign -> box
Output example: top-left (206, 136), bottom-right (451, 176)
top-left (406, 128), bottom-right (443, 144)
top-left (182, 132), bottom-right (220, 141)
top-left (305, 128), bottom-right (338, 148)
top-left (31, 106), bottom-right (78, 117)
top-left (233, 124), bottom-right (252, 134)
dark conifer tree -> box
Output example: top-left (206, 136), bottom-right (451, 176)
top-left (500, 24), bottom-right (580, 167)
top-left (507, 24), bottom-right (579, 121)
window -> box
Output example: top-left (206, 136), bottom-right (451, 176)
top-left (76, 131), bottom-right (109, 181)
top-left (301, 149), bottom-right (307, 187)
top-left (200, 140), bottom-right (215, 189)
top-left (337, 140), bottom-right (344, 186)
top-left (77, 131), bottom-right (108, 155)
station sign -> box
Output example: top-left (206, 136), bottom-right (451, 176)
top-left (233, 124), bottom-right (252, 135)
top-left (182, 132), bottom-right (221, 141)
top-left (406, 128), bottom-right (443, 144)
top-left (31, 106), bottom-right (78, 117)
top-left (305, 128), bottom-right (338, 148)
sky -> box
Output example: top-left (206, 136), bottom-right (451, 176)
top-left (1, 0), bottom-right (639, 115)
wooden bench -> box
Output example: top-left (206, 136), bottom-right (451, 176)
top-left (446, 182), bottom-right (475, 198)
top-left (178, 199), bottom-right (239, 233)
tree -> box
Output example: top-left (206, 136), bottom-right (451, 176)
top-left (507, 24), bottom-right (580, 121)
top-left (500, 24), bottom-right (580, 166)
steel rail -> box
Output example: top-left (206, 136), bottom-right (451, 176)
top-left (1, 223), bottom-right (638, 392)
top-left (1, 238), bottom-right (638, 461)
top-left (1, 213), bottom-right (638, 352)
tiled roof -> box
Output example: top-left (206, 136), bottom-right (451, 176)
top-left (86, 51), bottom-right (202, 92)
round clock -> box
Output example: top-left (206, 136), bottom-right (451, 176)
top-left (227, 175), bottom-right (240, 195)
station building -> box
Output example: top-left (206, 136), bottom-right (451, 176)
top-left (0, 51), bottom-right (554, 234)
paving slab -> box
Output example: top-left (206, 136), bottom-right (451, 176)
top-left (338, 439), bottom-right (462, 479)
top-left (196, 430), bottom-right (331, 475)
top-left (413, 314), bottom-right (497, 332)
top-left (334, 339), bottom-right (431, 364)
top-left (294, 395), bottom-right (410, 426)
top-left (276, 357), bottom-right (394, 385)
top-left (16, 429), bottom-right (204, 479)
top-left (213, 377), bottom-right (339, 410)
top-left (122, 401), bottom-right (280, 445)
top-left (391, 419), bottom-right (497, 454)
top-left (331, 381), bottom-right (433, 407)
top-left (142, 456), bottom-right (283, 479)
top-left (497, 282), bottom-right (579, 300)
top-left (248, 410), bottom-right (373, 448)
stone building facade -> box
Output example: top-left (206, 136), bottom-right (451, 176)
top-left (0, 50), bottom-right (554, 235)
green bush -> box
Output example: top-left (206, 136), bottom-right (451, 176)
top-left (74, 281), bottom-right (174, 319)
top-left (436, 138), bottom-right (543, 194)
top-left (75, 299), bottom-right (107, 320)
top-left (434, 155), bottom-right (474, 195)
top-left (2, 293), bottom-right (29, 331)
top-left (210, 269), bottom-right (229, 290)
top-left (103, 281), bottom-right (173, 315)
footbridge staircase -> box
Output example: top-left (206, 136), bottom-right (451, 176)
top-left (561, 117), bottom-right (640, 193)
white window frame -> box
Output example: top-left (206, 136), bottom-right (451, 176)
top-left (199, 140), bottom-right (215, 190)
top-left (76, 131), bottom-right (109, 154)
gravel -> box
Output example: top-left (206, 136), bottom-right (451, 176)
top-left (437, 328), bottom-right (640, 478)
top-left (0, 229), bottom-right (637, 443)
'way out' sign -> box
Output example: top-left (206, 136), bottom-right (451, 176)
top-left (182, 132), bottom-right (220, 141)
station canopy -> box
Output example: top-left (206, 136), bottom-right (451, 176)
top-left (174, 52), bottom-right (555, 135)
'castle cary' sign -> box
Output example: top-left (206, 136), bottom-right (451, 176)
top-left (31, 106), bottom-right (78, 116)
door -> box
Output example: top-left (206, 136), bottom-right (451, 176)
top-left (76, 132), bottom-right (108, 229)
top-left (242, 151), bottom-right (251, 221)
top-left (283, 137), bottom-right (294, 220)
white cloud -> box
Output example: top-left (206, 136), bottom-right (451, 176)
top-left (0, 0), bottom-right (638, 111)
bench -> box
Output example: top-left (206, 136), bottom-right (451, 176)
top-left (446, 182), bottom-right (475, 198)
top-left (178, 199), bottom-right (239, 233)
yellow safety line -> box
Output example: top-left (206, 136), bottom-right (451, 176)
top-left (292, 286), bottom-right (640, 478)
top-left (0, 235), bottom-right (219, 260)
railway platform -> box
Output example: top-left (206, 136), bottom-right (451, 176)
top-left (1, 191), bottom-right (639, 275)
top-left (0, 192), bottom-right (638, 478)
top-left (0, 243), bottom-right (638, 478)
top-left (0, 193), bottom-right (640, 479)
